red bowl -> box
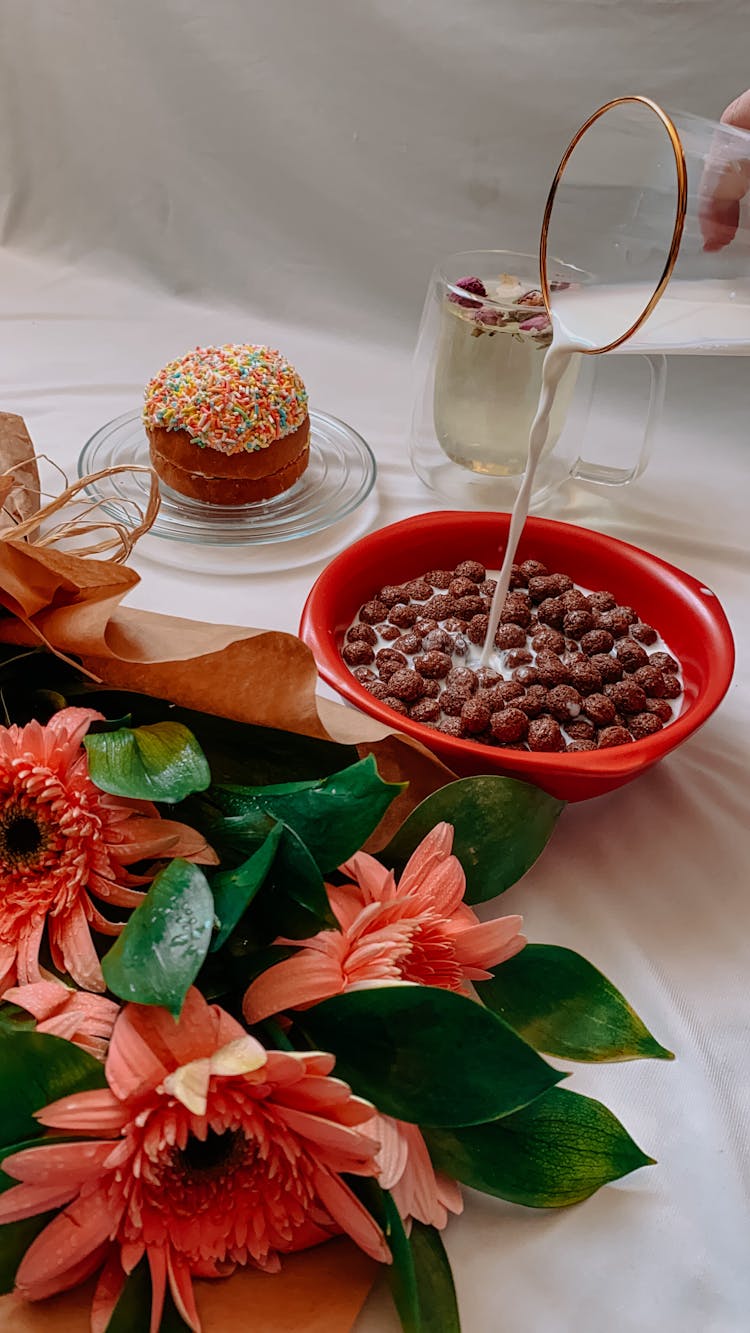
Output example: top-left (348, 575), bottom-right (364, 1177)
top-left (300, 512), bottom-right (734, 802)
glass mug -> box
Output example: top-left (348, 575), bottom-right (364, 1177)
top-left (410, 249), bottom-right (666, 510)
top-left (540, 97), bottom-right (750, 353)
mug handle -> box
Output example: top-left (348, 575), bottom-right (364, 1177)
top-left (570, 354), bottom-right (667, 486)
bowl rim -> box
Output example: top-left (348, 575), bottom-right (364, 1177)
top-left (299, 511), bottom-right (735, 778)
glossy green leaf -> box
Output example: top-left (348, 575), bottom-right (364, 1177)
top-left (300, 985), bottom-right (562, 1126)
top-left (257, 823), bottom-right (338, 938)
top-left (0, 1003), bottom-right (37, 1036)
top-left (204, 756), bottom-right (403, 873)
top-left (380, 776), bottom-right (564, 904)
top-left (102, 860), bottom-right (214, 1017)
top-left (0, 1138), bottom-right (65, 1295)
top-left (352, 1182), bottom-right (460, 1333)
top-left (479, 944), bottom-right (673, 1062)
top-left (211, 823), bottom-right (283, 951)
top-left (84, 721), bottom-right (211, 804)
top-left (0, 1033), bottom-right (105, 1150)
top-left (425, 1087), bottom-right (654, 1208)
top-left (106, 1258), bottom-right (191, 1332)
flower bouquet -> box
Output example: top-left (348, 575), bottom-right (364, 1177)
top-left (0, 419), bottom-right (671, 1332)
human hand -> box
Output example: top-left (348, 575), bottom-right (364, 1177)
top-left (699, 91), bottom-right (750, 252)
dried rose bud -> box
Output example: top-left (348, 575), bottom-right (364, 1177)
top-left (448, 276), bottom-right (487, 308)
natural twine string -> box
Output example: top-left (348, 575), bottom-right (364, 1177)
top-left (0, 461), bottom-right (160, 561)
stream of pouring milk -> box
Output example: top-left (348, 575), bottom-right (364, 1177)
top-left (480, 279), bottom-right (750, 665)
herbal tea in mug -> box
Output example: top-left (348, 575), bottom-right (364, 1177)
top-left (433, 269), bottom-right (579, 477)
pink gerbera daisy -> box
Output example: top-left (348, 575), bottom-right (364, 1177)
top-left (0, 707), bottom-right (216, 995)
top-left (0, 989), bottom-right (389, 1333)
top-left (243, 821), bottom-right (526, 1022)
top-left (5, 979), bottom-right (119, 1061)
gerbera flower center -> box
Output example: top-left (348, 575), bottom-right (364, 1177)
top-left (0, 808), bottom-right (46, 869)
top-left (176, 1127), bottom-right (246, 1180)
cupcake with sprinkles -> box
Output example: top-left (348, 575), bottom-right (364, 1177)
top-left (143, 344), bottom-right (310, 504)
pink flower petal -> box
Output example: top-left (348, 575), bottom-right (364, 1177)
top-left (49, 901), bottom-right (105, 993)
top-left (15, 1194), bottom-right (118, 1290)
top-left (3, 1140), bottom-right (114, 1186)
top-left (272, 1103), bottom-right (378, 1166)
top-left (36, 1088), bottom-right (128, 1135)
top-left (450, 917), bottom-right (526, 970)
top-left (326, 883), bottom-right (366, 932)
top-left (91, 1253), bottom-right (127, 1333)
top-left (312, 1166), bottom-right (391, 1263)
top-left (0, 1181), bottom-right (79, 1223)
top-left (147, 1246), bottom-right (168, 1333)
top-left (16, 1241), bottom-right (110, 1303)
top-left (368, 1114), bottom-right (409, 1191)
top-left (167, 1249), bottom-right (202, 1333)
top-left (110, 818), bottom-right (217, 865)
top-left (243, 951), bottom-right (344, 1024)
top-left (4, 980), bottom-right (69, 1022)
top-left (339, 851), bottom-right (395, 904)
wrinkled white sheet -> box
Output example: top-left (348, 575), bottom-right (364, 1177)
top-left (0, 4), bottom-right (749, 1329)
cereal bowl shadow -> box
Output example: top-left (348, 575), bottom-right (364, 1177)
top-left (300, 512), bottom-right (734, 803)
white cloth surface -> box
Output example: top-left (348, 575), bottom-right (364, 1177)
top-left (0, 5), bottom-right (749, 1330)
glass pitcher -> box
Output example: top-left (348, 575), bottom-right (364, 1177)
top-left (540, 97), bottom-right (750, 353)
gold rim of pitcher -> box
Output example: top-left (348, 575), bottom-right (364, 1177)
top-left (539, 96), bottom-right (688, 353)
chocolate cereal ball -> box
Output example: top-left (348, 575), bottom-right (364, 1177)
top-left (645, 697), bottom-right (673, 722)
top-left (490, 707), bottom-right (529, 743)
top-left (517, 685), bottom-right (549, 718)
top-left (360, 599), bottom-right (388, 624)
top-left (388, 603), bottom-right (419, 629)
top-left (528, 717), bottom-right (565, 752)
top-left (582, 692), bottom-right (616, 726)
top-left (580, 628), bottom-right (615, 656)
top-left (607, 679), bottom-right (648, 714)
top-left (381, 695), bottom-right (409, 716)
top-left (632, 665), bottom-right (667, 698)
top-left (346, 623), bottom-right (377, 645)
top-left (423, 569), bottom-right (453, 588)
top-left (590, 653), bottom-right (623, 684)
top-left (414, 651), bottom-right (452, 679)
top-left (563, 609), bottom-right (595, 638)
top-left (649, 651), bottom-right (680, 673)
top-left (455, 560), bottom-right (486, 583)
top-left (661, 674), bottom-right (682, 699)
top-left (615, 639), bottom-right (649, 672)
top-left (537, 596), bottom-right (566, 628)
top-left (631, 621), bottom-right (658, 645)
top-left (342, 641), bottom-right (375, 666)
top-left (531, 628), bottom-right (566, 655)
top-left (597, 725), bottom-right (633, 748)
top-left (629, 711), bottom-right (664, 739)
top-left (403, 578), bottom-right (432, 600)
top-left (422, 629), bottom-right (454, 653)
top-left (519, 559), bottom-right (548, 581)
top-left (387, 669), bottom-right (426, 701)
top-left (461, 697), bottom-right (492, 735)
top-left (379, 585), bottom-right (409, 607)
top-left (410, 698), bottom-right (441, 724)
top-left (567, 739), bottom-right (598, 752)
top-left (566, 717), bottom-right (596, 741)
top-left (393, 631), bottom-right (422, 655)
top-left (494, 623), bottom-right (527, 650)
top-left (445, 667), bottom-right (477, 695)
top-left (567, 661), bottom-right (604, 695)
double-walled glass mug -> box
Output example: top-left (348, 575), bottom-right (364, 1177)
top-left (410, 250), bottom-right (666, 510)
top-left (540, 97), bottom-right (750, 352)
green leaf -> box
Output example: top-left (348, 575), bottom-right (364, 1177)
top-left (257, 823), bottom-right (338, 938)
top-left (0, 1032), bottom-right (105, 1150)
top-left (425, 1087), bottom-right (654, 1208)
top-left (0, 1003), bottom-right (37, 1036)
top-left (351, 1182), bottom-right (460, 1333)
top-left (102, 860), bottom-right (214, 1017)
top-left (207, 756), bottom-right (404, 873)
top-left (211, 823), bottom-right (283, 951)
top-left (300, 985), bottom-right (562, 1126)
top-left (479, 944), bottom-right (674, 1062)
top-left (408, 1222), bottom-right (461, 1333)
top-left (379, 776), bottom-right (564, 904)
top-left (106, 1258), bottom-right (191, 1332)
top-left (84, 721), bottom-right (211, 803)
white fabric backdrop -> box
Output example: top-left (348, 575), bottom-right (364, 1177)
top-left (0, 5), bottom-right (749, 1331)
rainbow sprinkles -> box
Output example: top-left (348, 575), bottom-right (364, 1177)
top-left (143, 344), bottom-right (309, 454)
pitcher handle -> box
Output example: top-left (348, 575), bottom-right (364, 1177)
top-left (570, 354), bottom-right (667, 487)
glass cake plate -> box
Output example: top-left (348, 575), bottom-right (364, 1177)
top-left (78, 409), bottom-right (377, 547)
